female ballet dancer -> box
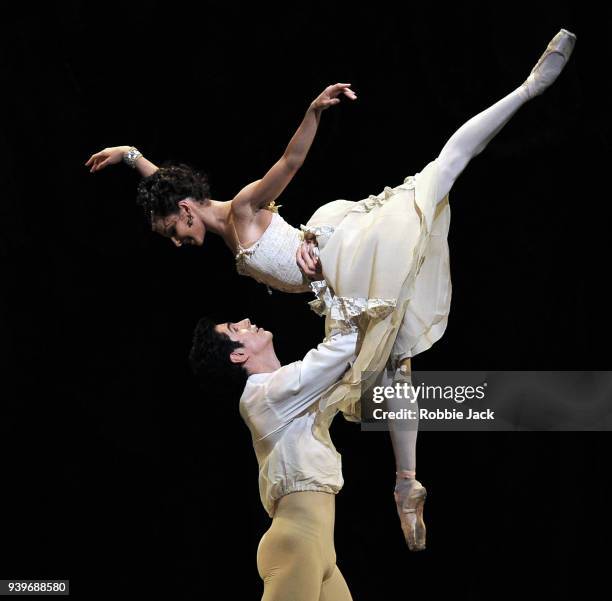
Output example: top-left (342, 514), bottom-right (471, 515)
top-left (85, 28), bottom-right (577, 550)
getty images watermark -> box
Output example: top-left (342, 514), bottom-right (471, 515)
top-left (371, 377), bottom-right (491, 421)
top-left (359, 369), bottom-right (612, 431)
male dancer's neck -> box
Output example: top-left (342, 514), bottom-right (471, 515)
top-left (246, 350), bottom-right (282, 377)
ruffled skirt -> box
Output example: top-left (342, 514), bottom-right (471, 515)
top-left (302, 158), bottom-right (452, 422)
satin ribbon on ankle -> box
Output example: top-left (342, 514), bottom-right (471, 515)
top-left (396, 470), bottom-right (416, 479)
top-left (398, 358), bottom-right (411, 374)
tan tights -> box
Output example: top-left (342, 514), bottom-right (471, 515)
top-left (256, 491), bottom-right (353, 601)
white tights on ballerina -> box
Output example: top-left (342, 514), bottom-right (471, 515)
top-left (434, 28), bottom-right (576, 202)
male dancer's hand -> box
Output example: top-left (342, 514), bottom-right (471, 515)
top-left (296, 240), bottom-right (324, 281)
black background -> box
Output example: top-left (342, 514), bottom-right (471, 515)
top-left (1, 1), bottom-right (610, 599)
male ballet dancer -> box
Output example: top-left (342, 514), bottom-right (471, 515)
top-left (190, 317), bottom-right (361, 600)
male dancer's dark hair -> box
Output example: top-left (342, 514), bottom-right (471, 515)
top-left (189, 316), bottom-right (249, 392)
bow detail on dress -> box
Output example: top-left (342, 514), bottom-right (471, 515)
top-left (401, 175), bottom-right (417, 189)
top-left (235, 244), bottom-right (259, 274)
top-left (355, 176), bottom-right (417, 214)
top-left (266, 200), bottom-right (282, 213)
top-left (354, 184), bottom-right (400, 214)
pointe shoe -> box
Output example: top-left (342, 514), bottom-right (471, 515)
top-left (394, 479), bottom-right (427, 551)
top-left (520, 28), bottom-right (577, 100)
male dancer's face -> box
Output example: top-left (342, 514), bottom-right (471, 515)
top-left (215, 318), bottom-right (273, 365)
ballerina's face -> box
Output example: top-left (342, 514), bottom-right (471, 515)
top-left (152, 200), bottom-right (206, 247)
top-left (215, 318), bottom-right (273, 364)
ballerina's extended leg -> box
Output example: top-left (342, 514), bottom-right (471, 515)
top-left (386, 30), bottom-right (576, 550)
top-left (434, 28), bottom-right (576, 201)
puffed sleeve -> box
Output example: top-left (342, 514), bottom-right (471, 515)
top-left (265, 331), bottom-right (358, 421)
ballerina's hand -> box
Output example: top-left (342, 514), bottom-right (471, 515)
top-left (84, 146), bottom-right (130, 173)
top-left (296, 240), bottom-right (324, 281)
top-left (310, 83), bottom-right (357, 112)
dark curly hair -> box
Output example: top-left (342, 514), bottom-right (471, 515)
top-left (189, 316), bottom-right (249, 393)
top-left (136, 161), bottom-right (211, 223)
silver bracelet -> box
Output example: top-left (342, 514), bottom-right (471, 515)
top-left (123, 146), bottom-right (143, 169)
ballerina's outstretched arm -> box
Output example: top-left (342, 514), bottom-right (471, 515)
top-left (85, 145), bottom-right (159, 176)
top-left (434, 29), bottom-right (575, 202)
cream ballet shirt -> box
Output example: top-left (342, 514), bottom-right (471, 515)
top-left (239, 331), bottom-right (358, 518)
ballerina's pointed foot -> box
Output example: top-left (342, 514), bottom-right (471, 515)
top-left (520, 28), bottom-right (577, 100)
top-left (394, 479), bottom-right (427, 551)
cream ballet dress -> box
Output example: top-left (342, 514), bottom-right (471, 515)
top-left (234, 158), bottom-right (451, 422)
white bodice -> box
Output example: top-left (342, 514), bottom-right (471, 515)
top-left (234, 211), bottom-right (318, 294)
